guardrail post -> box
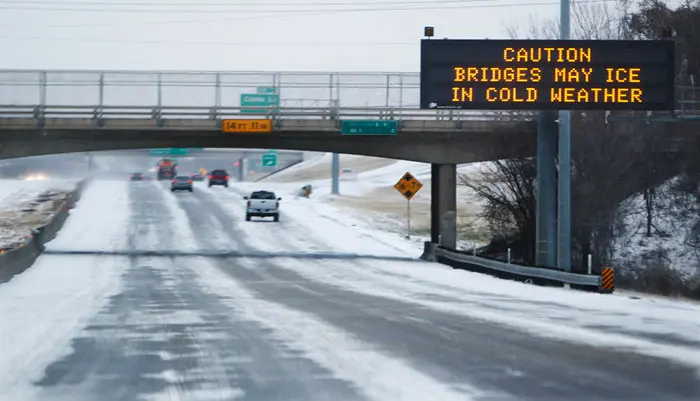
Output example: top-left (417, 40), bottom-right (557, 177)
top-left (336, 74), bottom-right (341, 110)
top-left (472, 243), bottom-right (476, 256)
top-left (398, 73), bottom-right (403, 119)
top-left (214, 72), bottom-right (221, 120)
top-left (328, 73), bottom-right (334, 109)
top-left (385, 74), bottom-right (390, 111)
top-left (587, 254), bottom-right (592, 275)
top-left (157, 72), bottom-right (162, 109)
top-left (37, 71), bottom-right (47, 128)
top-left (507, 248), bottom-right (511, 264)
top-left (154, 73), bottom-right (163, 127)
top-left (275, 73), bottom-right (282, 122)
top-left (96, 72), bottom-right (104, 127)
top-left (39, 71), bottom-right (47, 107)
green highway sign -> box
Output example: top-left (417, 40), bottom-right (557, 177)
top-left (340, 120), bottom-right (399, 135)
top-left (241, 93), bottom-right (280, 114)
top-left (261, 154), bottom-right (277, 167)
top-left (149, 148), bottom-right (190, 156)
top-left (256, 87), bottom-right (278, 94)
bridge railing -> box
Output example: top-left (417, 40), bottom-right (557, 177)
top-left (0, 70), bottom-right (427, 115)
top-left (678, 86), bottom-right (700, 117)
top-left (0, 70), bottom-right (699, 120)
top-left (0, 104), bottom-right (522, 122)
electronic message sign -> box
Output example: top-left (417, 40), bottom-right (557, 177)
top-left (420, 39), bottom-right (675, 110)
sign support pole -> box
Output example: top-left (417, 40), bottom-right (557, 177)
top-left (557, 0), bottom-right (572, 272)
top-left (536, 110), bottom-right (557, 268)
top-left (331, 153), bottom-right (340, 195)
top-left (406, 199), bottom-right (411, 239)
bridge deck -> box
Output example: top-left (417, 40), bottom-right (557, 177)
top-left (0, 117), bottom-right (534, 134)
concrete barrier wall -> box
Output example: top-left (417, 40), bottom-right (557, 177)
top-left (0, 178), bottom-right (89, 284)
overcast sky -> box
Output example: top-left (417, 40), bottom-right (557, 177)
top-left (0, 0), bottom-right (566, 72)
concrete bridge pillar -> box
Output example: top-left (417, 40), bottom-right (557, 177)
top-left (431, 163), bottom-right (457, 250)
top-left (431, 164), bottom-right (440, 243)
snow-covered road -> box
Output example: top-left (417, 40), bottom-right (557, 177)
top-left (0, 179), bottom-right (698, 401)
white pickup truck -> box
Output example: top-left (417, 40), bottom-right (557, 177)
top-left (244, 190), bottom-right (281, 222)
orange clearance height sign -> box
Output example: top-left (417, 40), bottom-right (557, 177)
top-left (222, 119), bottom-right (272, 133)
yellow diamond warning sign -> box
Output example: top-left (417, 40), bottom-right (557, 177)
top-left (394, 171), bottom-right (423, 201)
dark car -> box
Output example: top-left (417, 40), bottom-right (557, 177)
top-left (190, 173), bottom-right (204, 182)
top-left (171, 175), bottom-right (193, 192)
top-left (208, 169), bottom-right (229, 188)
top-left (130, 172), bottom-right (145, 181)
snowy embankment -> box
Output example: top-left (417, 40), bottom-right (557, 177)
top-left (0, 179), bottom-right (81, 250)
top-left (266, 155), bottom-right (700, 283)
top-left (259, 153), bottom-right (489, 249)
top-left (613, 179), bottom-right (700, 280)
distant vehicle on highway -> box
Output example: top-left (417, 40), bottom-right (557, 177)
top-left (130, 172), bottom-right (145, 181)
top-left (156, 158), bottom-right (178, 180)
top-left (22, 172), bottom-right (49, 181)
top-left (190, 173), bottom-right (204, 181)
top-left (209, 169), bottom-right (229, 188)
top-left (340, 167), bottom-right (358, 181)
top-left (244, 190), bottom-right (281, 222)
top-left (171, 175), bottom-right (193, 192)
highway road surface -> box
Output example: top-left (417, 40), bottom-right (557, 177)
top-left (1, 178), bottom-right (699, 401)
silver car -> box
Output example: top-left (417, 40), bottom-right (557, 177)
top-left (171, 175), bottom-right (193, 192)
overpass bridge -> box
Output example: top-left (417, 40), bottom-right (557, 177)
top-left (0, 69), bottom-right (698, 264)
top-left (0, 108), bottom-right (535, 163)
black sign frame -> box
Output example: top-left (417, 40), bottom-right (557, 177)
top-left (420, 39), bottom-right (675, 111)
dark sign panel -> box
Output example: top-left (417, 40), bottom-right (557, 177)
top-left (420, 39), bottom-right (675, 110)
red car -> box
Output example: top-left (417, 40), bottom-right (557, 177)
top-left (208, 169), bottom-right (229, 188)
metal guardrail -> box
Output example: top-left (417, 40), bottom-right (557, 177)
top-left (433, 246), bottom-right (603, 290)
top-left (0, 105), bottom-right (525, 122)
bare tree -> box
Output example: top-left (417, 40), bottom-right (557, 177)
top-left (506, 0), bottom-right (631, 40)
top-left (460, 157), bottom-right (537, 263)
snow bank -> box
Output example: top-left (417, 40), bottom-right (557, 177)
top-left (0, 179), bottom-right (78, 207)
top-left (45, 179), bottom-right (130, 252)
top-left (0, 179), bottom-right (81, 249)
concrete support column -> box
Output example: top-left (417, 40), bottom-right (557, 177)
top-left (438, 163), bottom-right (457, 250)
top-left (536, 110), bottom-right (558, 267)
top-left (430, 163), bottom-right (440, 243)
top-left (237, 158), bottom-right (244, 182)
